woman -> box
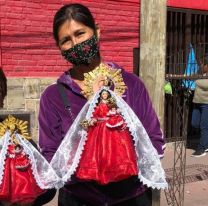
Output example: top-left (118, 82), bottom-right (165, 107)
top-left (191, 54), bottom-right (208, 157)
top-left (38, 3), bottom-right (166, 206)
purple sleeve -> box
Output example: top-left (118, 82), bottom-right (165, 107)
top-left (133, 78), bottom-right (166, 158)
top-left (38, 90), bottom-right (62, 162)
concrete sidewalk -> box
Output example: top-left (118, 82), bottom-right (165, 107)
top-left (44, 145), bottom-right (208, 206)
top-left (160, 145), bottom-right (208, 206)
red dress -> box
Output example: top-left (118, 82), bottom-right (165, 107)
top-left (0, 144), bottom-right (44, 204)
top-left (75, 102), bottom-right (138, 185)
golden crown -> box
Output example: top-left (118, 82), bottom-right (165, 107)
top-left (0, 115), bottom-right (31, 139)
top-left (81, 63), bottom-right (127, 99)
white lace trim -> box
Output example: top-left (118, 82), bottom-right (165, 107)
top-left (106, 120), bottom-right (124, 128)
top-left (0, 131), bottom-right (10, 186)
top-left (138, 173), bottom-right (167, 190)
top-left (15, 162), bottom-right (30, 170)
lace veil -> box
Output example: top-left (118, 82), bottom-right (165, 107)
top-left (50, 87), bottom-right (168, 189)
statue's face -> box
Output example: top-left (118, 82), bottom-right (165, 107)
top-left (101, 91), bottom-right (109, 100)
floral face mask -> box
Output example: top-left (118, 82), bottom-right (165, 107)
top-left (61, 35), bottom-right (99, 66)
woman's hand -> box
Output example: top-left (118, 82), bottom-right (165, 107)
top-left (92, 75), bottom-right (106, 93)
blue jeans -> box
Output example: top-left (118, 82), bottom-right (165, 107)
top-left (191, 103), bottom-right (208, 150)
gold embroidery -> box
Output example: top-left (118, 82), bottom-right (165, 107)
top-left (81, 63), bottom-right (127, 99)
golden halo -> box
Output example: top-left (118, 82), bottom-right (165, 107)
top-left (81, 63), bottom-right (127, 99)
top-left (0, 115), bottom-right (31, 139)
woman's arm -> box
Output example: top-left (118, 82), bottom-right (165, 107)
top-left (38, 90), bottom-right (63, 162)
top-left (132, 77), bottom-right (166, 158)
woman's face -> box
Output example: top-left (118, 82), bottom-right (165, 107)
top-left (202, 64), bottom-right (208, 74)
top-left (111, 107), bottom-right (117, 112)
top-left (58, 19), bottom-right (95, 51)
top-left (200, 60), bottom-right (208, 74)
top-left (101, 91), bottom-right (109, 100)
top-left (15, 145), bottom-right (22, 152)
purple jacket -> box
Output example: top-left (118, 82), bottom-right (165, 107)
top-left (38, 63), bottom-right (165, 205)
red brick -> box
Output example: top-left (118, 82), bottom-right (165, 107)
top-left (1, 0), bottom-right (140, 76)
top-left (25, 2), bottom-right (42, 9)
top-left (4, 0), bottom-right (26, 7)
top-left (12, 55), bottom-right (23, 60)
top-left (18, 60), bottom-right (37, 66)
top-left (4, 25), bottom-right (26, 32)
top-left (26, 49), bottom-right (46, 55)
top-left (6, 12), bottom-right (24, 19)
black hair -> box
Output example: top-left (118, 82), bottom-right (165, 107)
top-left (97, 89), bottom-right (111, 104)
top-left (53, 4), bottom-right (96, 46)
top-left (100, 89), bottom-right (111, 98)
top-left (202, 53), bottom-right (208, 65)
top-left (0, 68), bottom-right (7, 108)
top-left (15, 144), bottom-right (22, 150)
top-left (196, 53), bottom-right (208, 73)
top-left (108, 101), bottom-right (118, 109)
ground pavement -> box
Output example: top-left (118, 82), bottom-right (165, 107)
top-left (44, 144), bottom-right (208, 206)
top-left (160, 144), bottom-right (208, 206)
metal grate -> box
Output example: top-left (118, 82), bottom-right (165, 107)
top-left (165, 164), bottom-right (208, 185)
top-left (166, 8), bottom-right (208, 70)
top-left (164, 87), bottom-right (189, 206)
top-left (165, 8), bottom-right (208, 206)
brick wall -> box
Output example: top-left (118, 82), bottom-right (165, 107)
top-left (0, 0), bottom-right (140, 77)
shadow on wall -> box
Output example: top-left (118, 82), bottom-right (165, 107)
top-left (0, 68), bottom-right (7, 108)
